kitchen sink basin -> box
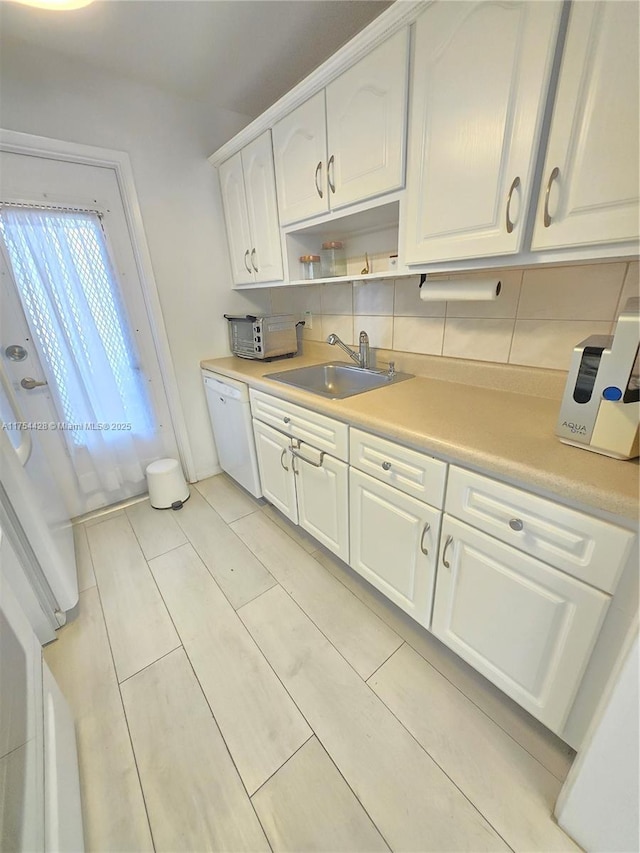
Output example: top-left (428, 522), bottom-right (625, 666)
top-left (265, 361), bottom-right (414, 399)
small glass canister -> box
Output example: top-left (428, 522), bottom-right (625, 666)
top-left (299, 254), bottom-right (321, 280)
top-left (320, 241), bottom-right (347, 277)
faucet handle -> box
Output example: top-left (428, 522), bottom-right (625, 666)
top-left (387, 360), bottom-right (396, 377)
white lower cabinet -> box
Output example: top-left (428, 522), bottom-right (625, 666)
top-left (431, 515), bottom-right (610, 732)
top-left (252, 419), bottom-right (298, 523)
top-left (292, 442), bottom-right (349, 562)
top-left (251, 402), bottom-right (349, 562)
top-left (349, 468), bottom-right (441, 627)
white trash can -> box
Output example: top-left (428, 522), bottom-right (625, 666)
top-left (146, 458), bottom-right (190, 510)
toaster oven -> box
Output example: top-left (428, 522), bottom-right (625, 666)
top-left (223, 314), bottom-right (298, 360)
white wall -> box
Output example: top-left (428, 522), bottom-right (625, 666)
top-left (556, 628), bottom-right (639, 853)
top-left (0, 40), bottom-right (270, 479)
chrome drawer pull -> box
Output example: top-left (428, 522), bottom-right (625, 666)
top-left (291, 447), bottom-right (325, 468)
top-left (382, 461), bottom-right (392, 471)
top-left (251, 248), bottom-right (259, 273)
top-left (328, 154), bottom-right (336, 194)
top-left (280, 448), bottom-right (289, 471)
top-left (442, 534), bottom-right (453, 568)
top-left (420, 521), bottom-right (430, 556)
top-left (244, 249), bottom-right (252, 273)
top-left (509, 518), bottom-right (524, 532)
top-left (505, 175), bottom-right (520, 234)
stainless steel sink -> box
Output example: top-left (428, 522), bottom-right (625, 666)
top-left (265, 361), bottom-right (413, 399)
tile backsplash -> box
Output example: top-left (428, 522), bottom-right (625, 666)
top-left (267, 261), bottom-right (639, 372)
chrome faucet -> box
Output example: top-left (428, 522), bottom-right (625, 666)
top-left (326, 330), bottom-right (370, 369)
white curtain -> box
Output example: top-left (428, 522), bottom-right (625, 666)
top-left (0, 206), bottom-right (165, 509)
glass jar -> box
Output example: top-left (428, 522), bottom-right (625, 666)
top-left (299, 254), bottom-right (321, 280)
top-left (320, 241), bottom-right (347, 277)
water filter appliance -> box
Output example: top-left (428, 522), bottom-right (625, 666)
top-left (556, 298), bottom-right (639, 460)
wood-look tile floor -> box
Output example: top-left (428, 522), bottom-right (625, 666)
top-left (45, 474), bottom-right (579, 853)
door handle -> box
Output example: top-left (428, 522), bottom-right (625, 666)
top-left (251, 248), bottom-right (259, 273)
top-left (20, 377), bottom-right (48, 390)
top-left (280, 448), bottom-right (289, 471)
top-left (328, 154), bottom-right (336, 194)
top-left (543, 166), bottom-right (560, 227)
top-left (505, 175), bottom-right (520, 234)
top-left (442, 534), bottom-right (454, 568)
top-left (244, 249), bottom-right (252, 274)
top-left (419, 521), bottom-right (430, 556)
top-left (314, 161), bottom-right (324, 199)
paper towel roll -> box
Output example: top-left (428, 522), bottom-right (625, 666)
top-left (420, 279), bottom-right (502, 302)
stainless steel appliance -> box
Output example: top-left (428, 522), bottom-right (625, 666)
top-left (223, 314), bottom-right (297, 360)
top-left (557, 297), bottom-right (639, 459)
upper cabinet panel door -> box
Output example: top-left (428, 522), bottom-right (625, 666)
top-left (403, 1), bottom-right (561, 264)
top-left (531, 2), bottom-right (640, 250)
top-left (219, 152), bottom-right (254, 285)
top-left (326, 28), bottom-right (409, 212)
top-left (242, 131), bottom-right (284, 283)
top-left (272, 91), bottom-right (328, 226)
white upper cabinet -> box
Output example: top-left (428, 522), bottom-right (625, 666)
top-left (272, 28), bottom-right (409, 227)
top-left (272, 91), bottom-right (328, 226)
top-left (403, 1), bottom-right (561, 264)
top-left (219, 131), bottom-right (283, 285)
top-left (531, 1), bottom-right (640, 251)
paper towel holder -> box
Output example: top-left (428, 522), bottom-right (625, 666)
top-left (418, 274), bottom-right (502, 300)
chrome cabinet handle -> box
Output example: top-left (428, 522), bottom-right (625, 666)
top-left (509, 518), bottom-right (524, 532)
top-left (382, 461), bottom-right (392, 471)
top-left (291, 447), bottom-right (325, 468)
top-left (543, 166), bottom-right (560, 227)
top-left (314, 161), bottom-right (323, 199)
top-left (280, 448), bottom-right (289, 471)
top-left (20, 377), bottom-right (48, 390)
top-left (419, 521), bottom-right (431, 556)
top-left (244, 249), bottom-right (252, 273)
top-left (442, 534), bottom-right (453, 568)
top-left (328, 154), bottom-right (336, 194)
top-left (250, 248), bottom-right (258, 273)
top-left (505, 176), bottom-right (520, 234)
top-left (283, 416), bottom-right (290, 424)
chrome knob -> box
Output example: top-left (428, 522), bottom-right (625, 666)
top-left (509, 518), bottom-right (524, 532)
top-left (283, 416), bottom-right (290, 424)
top-left (382, 461), bottom-right (392, 471)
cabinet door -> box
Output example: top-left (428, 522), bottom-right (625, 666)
top-left (252, 419), bottom-right (297, 523)
top-left (432, 516), bottom-right (610, 732)
top-left (242, 131), bottom-right (284, 284)
top-left (293, 442), bottom-right (349, 562)
top-left (349, 468), bottom-right (441, 627)
top-left (272, 91), bottom-right (328, 226)
top-left (403, 2), bottom-right (561, 263)
top-left (531, 2), bottom-right (640, 250)
top-left (219, 152), bottom-right (254, 285)
top-left (326, 28), bottom-right (409, 211)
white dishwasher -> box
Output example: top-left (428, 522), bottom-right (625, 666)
top-left (202, 370), bottom-right (262, 498)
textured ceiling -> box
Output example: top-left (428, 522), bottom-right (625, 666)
top-left (0, 0), bottom-right (393, 117)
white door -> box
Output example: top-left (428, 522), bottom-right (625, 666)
top-left (252, 419), bottom-right (297, 523)
top-left (242, 132), bottom-right (284, 284)
top-left (403, 1), bottom-right (561, 263)
top-left (531, 1), bottom-right (640, 250)
top-left (349, 468), bottom-right (441, 627)
top-left (272, 90), bottom-right (328, 226)
top-left (0, 151), bottom-right (179, 516)
top-left (326, 28), bottom-right (409, 211)
top-left (431, 515), bottom-right (610, 732)
top-left (292, 441), bottom-right (349, 562)
top-left (219, 151), bottom-right (254, 285)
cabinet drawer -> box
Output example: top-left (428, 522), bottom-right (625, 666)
top-left (250, 389), bottom-right (349, 462)
top-left (446, 467), bottom-right (634, 593)
top-left (350, 428), bottom-right (447, 509)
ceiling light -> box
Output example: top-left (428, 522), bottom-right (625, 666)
top-left (9, 0), bottom-right (95, 9)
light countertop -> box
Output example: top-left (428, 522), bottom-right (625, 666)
top-left (201, 353), bottom-right (639, 523)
